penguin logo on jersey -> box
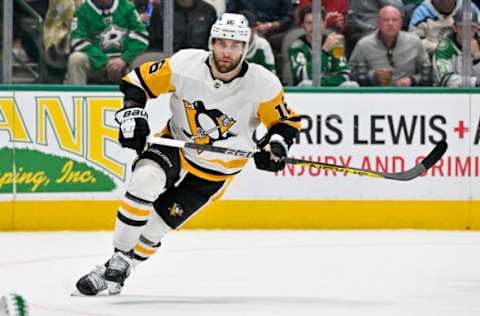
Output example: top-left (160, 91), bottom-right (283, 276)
top-left (168, 203), bottom-right (184, 217)
top-left (182, 100), bottom-right (236, 145)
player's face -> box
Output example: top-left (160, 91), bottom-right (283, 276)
top-left (212, 38), bottom-right (245, 73)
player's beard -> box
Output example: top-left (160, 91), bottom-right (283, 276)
top-left (212, 52), bottom-right (243, 73)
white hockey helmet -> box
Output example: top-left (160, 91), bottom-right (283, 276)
top-left (209, 13), bottom-right (251, 51)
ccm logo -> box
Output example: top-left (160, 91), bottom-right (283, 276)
top-left (224, 149), bottom-right (253, 158)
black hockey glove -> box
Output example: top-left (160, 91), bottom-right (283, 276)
top-left (115, 107), bottom-right (150, 154)
top-left (253, 135), bottom-right (289, 172)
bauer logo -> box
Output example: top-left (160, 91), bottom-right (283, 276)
top-left (0, 94), bottom-right (125, 193)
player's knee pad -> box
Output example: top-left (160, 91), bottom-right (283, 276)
top-left (133, 143), bottom-right (181, 189)
top-left (128, 159), bottom-right (167, 202)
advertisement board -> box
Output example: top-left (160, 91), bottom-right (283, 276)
top-left (226, 92), bottom-right (473, 200)
top-left (0, 87), bottom-right (479, 230)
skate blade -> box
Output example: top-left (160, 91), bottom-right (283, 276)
top-left (70, 289), bottom-right (111, 297)
top-left (106, 281), bottom-right (122, 296)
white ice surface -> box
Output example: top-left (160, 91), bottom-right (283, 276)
top-left (1, 230), bottom-right (480, 316)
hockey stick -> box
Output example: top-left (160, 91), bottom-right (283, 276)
top-left (148, 136), bottom-right (448, 181)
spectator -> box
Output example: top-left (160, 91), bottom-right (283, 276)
top-left (345, 0), bottom-right (404, 56)
top-left (13, 0), bottom-right (49, 62)
top-left (227, 0), bottom-right (294, 54)
top-left (204, 0), bottom-right (226, 16)
top-left (43, 0), bottom-right (83, 71)
top-left (298, 0), bottom-right (348, 34)
top-left (409, 0), bottom-right (480, 56)
top-left (65, 0), bottom-right (149, 84)
top-left (149, 0), bottom-right (217, 52)
top-left (433, 9), bottom-right (480, 86)
top-left (241, 10), bottom-right (276, 73)
top-left (288, 5), bottom-right (355, 87)
top-left (402, 0), bottom-right (423, 26)
top-left (350, 5), bottom-right (431, 86)
top-left (133, 0), bottom-right (158, 26)
top-left (24, 0), bottom-right (48, 18)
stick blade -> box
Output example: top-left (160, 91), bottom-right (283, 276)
top-left (421, 141), bottom-right (448, 170)
top-left (381, 141), bottom-right (448, 181)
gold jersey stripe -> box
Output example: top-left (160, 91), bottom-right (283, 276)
top-left (150, 131), bottom-right (240, 179)
top-left (134, 243), bottom-right (157, 256)
top-left (121, 71), bottom-right (149, 100)
top-left (152, 126), bottom-right (170, 138)
top-left (179, 151), bottom-right (235, 182)
top-left (211, 178), bottom-right (233, 202)
top-left (206, 158), bottom-right (248, 169)
top-left (120, 200), bottom-right (151, 217)
top-left (121, 74), bottom-right (134, 85)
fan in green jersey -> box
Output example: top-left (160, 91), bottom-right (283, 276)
top-left (241, 10), bottom-right (277, 74)
top-left (65, 0), bottom-right (149, 84)
top-left (433, 8), bottom-right (480, 87)
top-left (287, 5), bottom-right (356, 87)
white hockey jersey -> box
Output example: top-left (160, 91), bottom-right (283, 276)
top-left (122, 49), bottom-right (300, 181)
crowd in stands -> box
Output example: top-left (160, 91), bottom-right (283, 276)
top-left (5, 0), bottom-right (480, 87)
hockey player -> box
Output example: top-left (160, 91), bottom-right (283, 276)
top-left (74, 13), bottom-right (300, 296)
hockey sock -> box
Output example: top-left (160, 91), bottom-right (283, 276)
top-left (131, 209), bottom-right (171, 266)
top-left (113, 192), bottom-right (153, 252)
top-left (132, 235), bottom-right (162, 266)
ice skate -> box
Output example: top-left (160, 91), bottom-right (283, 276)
top-left (104, 251), bottom-right (133, 295)
top-left (74, 265), bottom-right (108, 296)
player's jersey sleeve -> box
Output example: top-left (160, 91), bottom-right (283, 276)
top-left (256, 73), bottom-right (301, 142)
top-left (121, 57), bottom-right (176, 101)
